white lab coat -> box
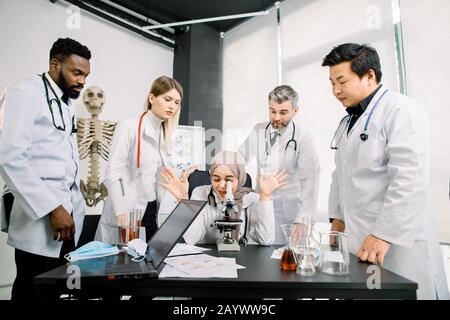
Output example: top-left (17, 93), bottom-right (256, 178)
top-left (0, 73), bottom-right (85, 258)
top-left (329, 85), bottom-right (449, 300)
top-left (182, 185), bottom-right (275, 246)
top-left (239, 119), bottom-right (320, 244)
top-left (95, 111), bottom-right (172, 244)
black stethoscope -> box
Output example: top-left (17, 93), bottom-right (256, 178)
top-left (264, 121), bottom-right (297, 156)
top-left (330, 89), bottom-right (388, 150)
top-left (42, 73), bottom-right (75, 133)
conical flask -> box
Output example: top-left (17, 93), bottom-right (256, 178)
top-left (280, 224), bottom-right (298, 271)
top-left (295, 217), bottom-right (317, 276)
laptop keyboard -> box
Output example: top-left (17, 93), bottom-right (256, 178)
top-left (106, 263), bottom-right (144, 274)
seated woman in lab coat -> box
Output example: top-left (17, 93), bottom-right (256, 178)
top-left (159, 151), bottom-right (287, 246)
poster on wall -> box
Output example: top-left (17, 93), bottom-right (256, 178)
top-left (158, 125), bottom-right (206, 223)
top-left (170, 125), bottom-right (205, 170)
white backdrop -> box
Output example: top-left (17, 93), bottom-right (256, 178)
top-left (401, 0), bottom-right (450, 242)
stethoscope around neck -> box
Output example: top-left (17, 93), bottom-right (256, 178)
top-left (330, 88), bottom-right (388, 150)
top-left (136, 111), bottom-right (166, 176)
top-left (41, 73), bottom-right (75, 133)
top-left (264, 121), bottom-right (297, 156)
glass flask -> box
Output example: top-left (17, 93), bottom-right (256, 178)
top-left (295, 217), bottom-right (319, 276)
top-left (280, 224), bottom-right (298, 271)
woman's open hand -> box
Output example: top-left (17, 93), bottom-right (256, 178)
top-left (158, 167), bottom-right (189, 201)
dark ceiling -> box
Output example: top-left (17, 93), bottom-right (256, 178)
top-left (57, 0), bottom-right (282, 47)
top-left (112, 0), bottom-right (281, 32)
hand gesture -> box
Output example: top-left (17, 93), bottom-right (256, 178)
top-left (158, 167), bottom-right (189, 201)
top-left (259, 170), bottom-right (288, 200)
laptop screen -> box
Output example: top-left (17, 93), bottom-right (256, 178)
top-left (147, 199), bottom-right (207, 269)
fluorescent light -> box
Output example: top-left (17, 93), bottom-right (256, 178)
top-left (97, 0), bottom-right (175, 33)
top-left (81, 1), bottom-right (175, 44)
top-left (143, 10), bottom-right (269, 31)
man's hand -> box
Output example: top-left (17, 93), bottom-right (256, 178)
top-left (331, 219), bottom-right (345, 232)
top-left (49, 205), bottom-right (75, 241)
top-left (357, 234), bottom-right (391, 266)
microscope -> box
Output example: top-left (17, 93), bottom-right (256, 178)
top-left (214, 181), bottom-right (242, 251)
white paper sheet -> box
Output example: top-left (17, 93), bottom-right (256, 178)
top-left (163, 254), bottom-right (244, 278)
top-left (159, 264), bottom-right (198, 278)
top-left (167, 243), bottom-right (211, 257)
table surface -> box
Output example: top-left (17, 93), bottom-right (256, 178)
top-left (35, 244), bottom-right (417, 299)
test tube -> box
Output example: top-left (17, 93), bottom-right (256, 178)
top-left (136, 209), bottom-right (143, 227)
top-left (117, 225), bottom-right (129, 247)
top-left (129, 210), bottom-right (136, 240)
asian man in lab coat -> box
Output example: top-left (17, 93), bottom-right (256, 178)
top-left (0, 38), bottom-right (90, 300)
top-left (322, 42), bottom-right (449, 299)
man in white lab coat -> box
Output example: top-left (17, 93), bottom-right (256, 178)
top-left (238, 85), bottom-right (320, 244)
top-left (0, 38), bottom-right (90, 300)
top-left (322, 43), bottom-right (449, 299)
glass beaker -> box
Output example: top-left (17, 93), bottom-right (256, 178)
top-left (280, 224), bottom-right (298, 271)
top-left (294, 217), bottom-right (318, 276)
top-left (319, 231), bottom-right (349, 276)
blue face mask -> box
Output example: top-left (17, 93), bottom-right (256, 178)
top-left (64, 241), bottom-right (119, 262)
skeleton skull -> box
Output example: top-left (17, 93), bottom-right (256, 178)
top-left (82, 86), bottom-right (105, 115)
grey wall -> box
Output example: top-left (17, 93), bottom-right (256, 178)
top-left (174, 24), bottom-right (223, 165)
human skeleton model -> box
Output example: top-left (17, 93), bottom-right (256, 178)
top-left (77, 86), bottom-right (116, 207)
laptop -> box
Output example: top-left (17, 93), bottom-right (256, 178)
top-left (64, 199), bottom-right (206, 280)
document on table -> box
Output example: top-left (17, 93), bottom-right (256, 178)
top-left (167, 243), bottom-right (211, 257)
top-left (159, 264), bottom-right (194, 278)
top-left (160, 254), bottom-right (245, 278)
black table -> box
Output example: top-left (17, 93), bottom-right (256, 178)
top-left (35, 245), bottom-right (417, 299)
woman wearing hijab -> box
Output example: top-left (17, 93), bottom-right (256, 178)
top-left (159, 151), bottom-right (287, 245)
